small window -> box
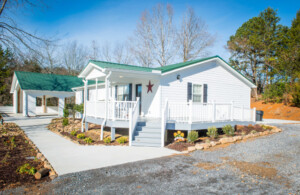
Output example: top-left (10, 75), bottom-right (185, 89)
top-left (117, 85), bottom-right (129, 101)
top-left (192, 84), bottom-right (202, 102)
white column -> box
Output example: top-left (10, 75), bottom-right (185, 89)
top-left (13, 90), bottom-right (18, 114)
top-left (188, 100), bottom-right (193, 124)
top-left (253, 107), bottom-right (256, 122)
top-left (212, 100), bottom-right (215, 122)
top-left (81, 79), bottom-right (88, 132)
top-left (84, 80), bottom-right (88, 131)
top-left (23, 91), bottom-right (27, 117)
top-left (230, 101), bottom-right (234, 121)
top-left (58, 97), bottom-right (65, 117)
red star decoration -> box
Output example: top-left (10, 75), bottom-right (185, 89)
top-left (146, 80), bottom-right (154, 93)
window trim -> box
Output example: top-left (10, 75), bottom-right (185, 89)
top-left (192, 83), bottom-right (204, 103)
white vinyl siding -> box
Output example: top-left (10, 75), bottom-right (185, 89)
top-left (160, 61), bottom-right (251, 109)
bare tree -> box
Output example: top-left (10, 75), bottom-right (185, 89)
top-left (90, 40), bottom-right (99, 60)
top-left (41, 41), bottom-right (61, 73)
top-left (0, 0), bottom-right (50, 55)
top-left (177, 7), bottom-right (215, 62)
top-left (62, 40), bottom-right (88, 75)
top-left (98, 41), bottom-right (132, 64)
top-left (130, 4), bottom-right (176, 67)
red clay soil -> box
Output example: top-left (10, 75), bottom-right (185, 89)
top-left (0, 123), bottom-right (49, 190)
top-left (251, 100), bottom-right (300, 121)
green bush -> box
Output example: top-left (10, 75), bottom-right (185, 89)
top-left (116, 137), bottom-right (128, 144)
top-left (261, 125), bottom-right (273, 130)
top-left (262, 82), bottom-right (286, 103)
top-left (207, 126), bottom-right (218, 139)
top-left (187, 131), bottom-right (199, 143)
top-left (250, 130), bottom-right (257, 134)
top-left (17, 163), bottom-right (37, 175)
top-left (63, 108), bottom-right (69, 118)
top-left (62, 118), bottom-right (69, 126)
top-left (84, 137), bottom-right (93, 144)
top-left (103, 137), bottom-right (111, 144)
top-left (73, 104), bottom-right (84, 114)
top-left (222, 125), bottom-right (235, 136)
top-left (292, 82), bottom-right (300, 107)
top-left (70, 130), bottom-right (77, 136)
top-left (77, 133), bottom-right (85, 139)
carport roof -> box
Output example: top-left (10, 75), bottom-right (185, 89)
top-left (15, 71), bottom-right (84, 92)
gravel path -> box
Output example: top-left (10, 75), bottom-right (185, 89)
top-left (2, 124), bottom-right (300, 194)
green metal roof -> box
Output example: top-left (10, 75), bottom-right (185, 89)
top-left (89, 60), bottom-right (154, 72)
top-left (15, 71), bottom-right (84, 92)
top-left (154, 56), bottom-right (218, 73)
top-left (88, 55), bottom-right (254, 85)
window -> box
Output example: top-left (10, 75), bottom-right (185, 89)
top-left (117, 85), bottom-right (129, 101)
top-left (192, 84), bottom-right (202, 102)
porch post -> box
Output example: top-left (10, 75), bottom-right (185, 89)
top-left (42, 95), bottom-right (46, 113)
top-left (94, 78), bottom-right (98, 118)
top-left (81, 79), bottom-right (88, 132)
top-left (212, 100), bottom-right (215, 122)
top-left (253, 107), bottom-right (256, 122)
top-left (188, 100), bottom-right (193, 124)
top-left (230, 101), bottom-right (234, 121)
top-left (241, 105), bottom-right (244, 121)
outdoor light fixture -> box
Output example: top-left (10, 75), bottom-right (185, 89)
top-left (119, 75), bottom-right (123, 78)
top-left (177, 74), bottom-right (181, 80)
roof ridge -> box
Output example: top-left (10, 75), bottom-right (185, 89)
top-left (15, 71), bottom-right (79, 78)
top-left (89, 60), bottom-right (154, 69)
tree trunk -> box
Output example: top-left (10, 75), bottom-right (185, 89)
top-left (34, 168), bottom-right (49, 180)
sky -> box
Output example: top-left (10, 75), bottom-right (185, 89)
top-left (15, 0), bottom-right (300, 62)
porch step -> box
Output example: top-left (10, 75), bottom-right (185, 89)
top-left (131, 140), bottom-right (161, 147)
top-left (131, 120), bottom-right (162, 147)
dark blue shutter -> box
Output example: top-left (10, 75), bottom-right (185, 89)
top-left (187, 82), bottom-right (192, 102)
top-left (128, 83), bottom-right (132, 101)
top-left (203, 84), bottom-right (208, 103)
top-left (115, 85), bottom-right (118, 100)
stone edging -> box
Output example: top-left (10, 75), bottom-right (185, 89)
top-left (18, 126), bottom-right (58, 180)
top-left (185, 125), bottom-right (282, 153)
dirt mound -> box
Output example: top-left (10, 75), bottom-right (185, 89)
top-left (251, 101), bottom-right (300, 121)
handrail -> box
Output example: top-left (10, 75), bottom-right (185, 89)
top-left (161, 99), bottom-right (168, 147)
top-left (128, 97), bottom-right (140, 146)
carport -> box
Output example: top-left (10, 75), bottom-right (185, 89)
top-left (10, 71), bottom-right (84, 117)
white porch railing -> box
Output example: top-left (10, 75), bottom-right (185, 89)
top-left (168, 101), bottom-right (255, 123)
top-left (86, 100), bottom-right (137, 121)
top-left (129, 98), bottom-right (140, 146)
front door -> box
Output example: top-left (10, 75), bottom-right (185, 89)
top-left (135, 84), bottom-right (142, 115)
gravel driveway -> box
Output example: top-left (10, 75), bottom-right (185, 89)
top-left (2, 124), bottom-right (300, 194)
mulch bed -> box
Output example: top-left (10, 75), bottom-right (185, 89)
top-left (48, 118), bottom-right (129, 146)
top-left (166, 142), bottom-right (195, 151)
top-left (166, 124), bottom-right (274, 152)
top-left (0, 123), bottom-right (49, 190)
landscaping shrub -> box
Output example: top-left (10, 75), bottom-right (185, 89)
top-left (63, 108), bottom-right (69, 118)
top-left (104, 137), bottom-right (111, 144)
top-left (17, 163), bottom-right (37, 175)
top-left (84, 137), bottom-right (93, 144)
top-left (70, 130), bottom-right (77, 136)
top-left (187, 131), bottom-right (198, 143)
top-left (116, 137), bottom-right (128, 144)
top-left (62, 118), bottom-right (69, 126)
top-left (77, 133), bottom-right (85, 139)
top-left (250, 130), bottom-right (257, 134)
top-left (222, 125), bottom-right (235, 136)
top-left (261, 125), bottom-right (273, 130)
top-left (73, 104), bottom-right (84, 114)
top-left (207, 126), bottom-right (218, 139)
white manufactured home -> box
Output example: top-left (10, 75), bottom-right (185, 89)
top-left (75, 55), bottom-right (257, 147)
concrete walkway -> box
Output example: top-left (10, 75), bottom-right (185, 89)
top-left (2, 114), bottom-right (179, 175)
top-left (257, 119), bottom-right (300, 124)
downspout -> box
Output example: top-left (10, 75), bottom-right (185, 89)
top-left (81, 79), bottom-right (88, 132)
top-left (101, 71), bottom-right (112, 140)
